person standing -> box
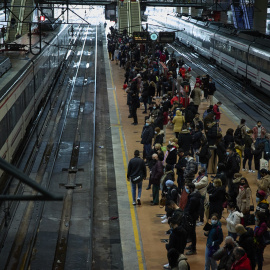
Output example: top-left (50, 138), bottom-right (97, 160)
top-left (184, 183), bottom-right (201, 255)
top-left (130, 91), bottom-right (140, 125)
top-left (208, 78), bottom-right (216, 106)
top-left (183, 152), bottom-right (198, 184)
top-left (213, 101), bottom-right (222, 122)
top-left (175, 149), bottom-right (187, 193)
top-left (141, 119), bottom-right (154, 163)
top-left (172, 110), bottom-right (185, 139)
top-left (192, 83), bottom-right (202, 112)
top-left (127, 150), bottom-right (147, 205)
top-left (150, 153), bottom-right (163, 205)
top-left (231, 247), bottom-right (252, 270)
top-left (243, 130), bottom-right (255, 172)
top-left (226, 202), bottom-right (243, 240)
top-left (253, 121), bottom-right (266, 147)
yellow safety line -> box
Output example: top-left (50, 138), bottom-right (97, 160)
top-left (107, 53), bottom-right (144, 269)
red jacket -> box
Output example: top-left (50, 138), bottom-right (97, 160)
top-left (231, 253), bottom-right (251, 270)
top-left (213, 104), bottom-right (221, 120)
top-left (252, 125), bottom-right (266, 140)
top-left (160, 53), bottom-right (166, 62)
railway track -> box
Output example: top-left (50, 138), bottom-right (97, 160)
top-left (0, 24), bottom-right (97, 269)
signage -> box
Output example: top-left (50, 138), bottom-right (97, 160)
top-left (150, 33), bottom-right (158, 41)
top-left (158, 32), bottom-right (175, 43)
top-left (133, 32), bottom-right (149, 43)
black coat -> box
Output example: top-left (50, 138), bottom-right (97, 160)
top-left (216, 141), bottom-right (226, 164)
top-left (162, 100), bottom-right (172, 112)
top-left (166, 148), bottom-right (177, 165)
top-left (178, 131), bottom-right (192, 152)
top-left (166, 225), bottom-right (187, 254)
top-left (208, 82), bottom-right (216, 95)
top-left (141, 125), bottom-right (154, 145)
top-left (184, 191), bottom-right (201, 220)
top-left (192, 131), bottom-right (202, 149)
top-left (207, 123), bottom-right (218, 146)
top-left (253, 147), bottom-right (264, 171)
top-left (225, 153), bottom-right (239, 178)
top-left (198, 143), bottom-right (209, 164)
top-left (238, 227), bottom-right (256, 269)
top-left (175, 156), bottom-right (187, 176)
top-left (224, 134), bottom-right (234, 149)
top-left (154, 133), bottom-right (164, 146)
top-left (207, 184), bottom-right (226, 218)
top-left (127, 157), bottom-right (147, 180)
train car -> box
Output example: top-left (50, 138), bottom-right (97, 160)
top-left (148, 12), bottom-right (270, 93)
top-left (0, 24), bottom-right (69, 164)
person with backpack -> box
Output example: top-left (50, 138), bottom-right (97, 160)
top-left (204, 213), bottom-right (223, 270)
top-left (225, 146), bottom-right (240, 197)
top-left (183, 152), bottom-right (198, 184)
top-left (234, 119), bottom-right (247, 146)
top-left (178, 127), bottom-right (192, 153)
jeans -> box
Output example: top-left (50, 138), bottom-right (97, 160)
top-left (144, 144), bottom-right (151, 158)
top-left (205, 246), bottom-right (218, 270)
top-left (132, 181), bottom-right (142, 202)
top-left (256, 247), bottom-right (264, 270)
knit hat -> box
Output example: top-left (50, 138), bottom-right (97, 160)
top-left (235, 224), bottom-right (247, 235)
top-left (257, 190), bottom-right (266, 198)
top-left (166, 180), bottom-right (174, 187)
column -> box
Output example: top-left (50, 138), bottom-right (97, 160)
top-left (253, 0), bottom-right (268, 34)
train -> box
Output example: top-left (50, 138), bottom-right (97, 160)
top-left (147, 10), bottom-right (270, 94)
top-left (0, 24), bottom-right (69, 166)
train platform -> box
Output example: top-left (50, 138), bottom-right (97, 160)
top-left (103, 45), bottom-right (270, 268)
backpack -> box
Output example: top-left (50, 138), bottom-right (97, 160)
top-left (234, 127), bottom-right (242, 141)
top-left (190, 90), bottom-right (195, 99)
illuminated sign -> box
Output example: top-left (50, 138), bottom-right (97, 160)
top-left (158, 32), bottom-right (175, 43)
top-left (133, 32), bottom-right (149, 43)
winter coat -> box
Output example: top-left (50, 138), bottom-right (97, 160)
top-left (213, 104), bottom-right (221, 120)
top-left (253, 125), bottom-right (266, 140)
top-left (192, 130), bottom-right (202, 150)
top-left (236, 186), bottom-right (251, 214)
top-left (257, 174), bottom-right (270, 194)
top-left (231, 253), bottom-right (252, 270)
top-left (184, 157), bottom-right (197, 183)
top-left (237, 124), bottom-right (247, 139)
top-left (163, 111), bottom-right (169, 126)
top-left (166, 147), bottom-right (178, 165)
top-left (253, 146), bottom-right (264, 171)
top-left (184, 190), bottom-right (201, 220)
top-left (150, 160), bottom-right (164, 185)
top-left (193, 174), bottom-right (208, 196)
top-left (225, 153), bottom-right (240, 178)
top-left (197, 143), bottom-right (209, 164)
top-left (206, 222), bottom-right (223, 250)
top-left (243, 135), bottom-right (253, 149)
top-left (192, 118), bottom-right (204, 131)
top-left (148, 84), bottom-right (156, 97)
top-left (238, 227), bottom-right (256, 269)
top-left (171, 254), bottom-right (189, 270)
top-left (141, 125), bottom-right (154, 145)
top-left (127, 157), bottom-right (147, 180)
top-left (208, 82), bottom-right (216, 95)
top-left (224, 134), bottom-right (234, 149)
top-left (213, 246), bottom-right (236, 270)
top-left (154, 130), bottom-right (164, 146)
top-left (215, 171), bottom-right (227, 187)
top-left (256, 199), bottom-right (270, 217)
top-left (192, 87), bottom-right (202, 106)
top-left (172, 110), bottom-right (185, 133)
top-left (175, 156), bottom-right (187, 176)
top-left (254, 221), bottom-right (268, 249)
top-left (207, 122), bottom-right (218, 146)
top-left (161, 170), bottom-right (175, 189)
top-left (184, 103), bottom-right (197, 122)
top-left (207, 183), bottom-right (226, 218)
top-left (166, 225), bottom-right (187, 254)
top-left (226, 210), bottom-right (243, 233)
top-left (216, 141), bottom-right (226, 164)
top-left (166, 184), bottom-right (179, 204)
top-left (178, 130), bottom-right (192, 152)
top-left (153, 115), bottom-right (164, 130)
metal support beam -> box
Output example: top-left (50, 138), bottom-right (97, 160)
top-left (0, 157), bottom-right (63, 201)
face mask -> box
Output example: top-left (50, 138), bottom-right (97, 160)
top-left (185, 187), bottom-right (190, 194)
top-left (167, 187), bottom-right (171, 189)
top-left (256, 197), bottom-right (260, 202)
top-left (185, 157), bottom-right (188, 161)
top-left (153, 107), bottom-right (156, 110)
top-left (155, 131), bottom-right (157, 134)
top-left (255, 217), bottom-right (258, 221)
top-left (211, 220), bottom-right (218, 225)
top-left (239, 183), bottom-right (245, 186)
top-left (145, 123), bottom-right (149, 126)
top-left (226, 152), bottom-right (230, 156)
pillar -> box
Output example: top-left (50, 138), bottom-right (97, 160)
top-left (253, 0), bottom-right (268, 34)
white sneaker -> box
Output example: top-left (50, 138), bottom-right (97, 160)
top-left (161, 219), bottom-right (168, 224)
top-left (161, 214), bottom-right (167, 220)
top-left (163, 263), bottom-right (170, 269)
top-left (249, 170), bottom-right (255, 173)
top-left (196, 221), bottom-right (203, 226)
top-left (242, 168), bottom-right (247, 171)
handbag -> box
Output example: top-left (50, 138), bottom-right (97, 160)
top-left (262, 231), bottom-right (270, 245)
top-left (203, 222), bottom-right (212, 231)
top-left (260, 152), bottom-right (269, 170)
top-left (159, 196), bottom-right (166, 208)
top-left (131, 174), bottom-right (143, 184)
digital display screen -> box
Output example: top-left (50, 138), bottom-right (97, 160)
top-left (159, 32), bottom-right (175, 43)
top-left (133, 32), bottom-right (149, 43)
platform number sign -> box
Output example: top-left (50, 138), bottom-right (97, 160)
top-left (158, 32), bottom-right (175, 43)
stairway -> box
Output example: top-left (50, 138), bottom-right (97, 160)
top-left (21, 0), bottom-right (34, 35)
top-left (231, 0), bottom-right (253, 30)
top-left (7, 0), bottom-right (22, 42)
top-left (118, 2), bottom-right (128, 34)
top-left (129, 0), bottom-right (141, 35)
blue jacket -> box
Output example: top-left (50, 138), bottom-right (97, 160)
top-left (206, 221), bottom-right (223, 248)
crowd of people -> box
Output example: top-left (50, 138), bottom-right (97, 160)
top-left (107, 26), bottom-right (270, 270)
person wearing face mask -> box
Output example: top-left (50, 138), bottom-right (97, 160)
top-left (207, 178), bottom-right (225, 220)
top-left (184, 183), bottom-right (201, 255)
top-left (231, 247), bottom-right (252, 270)
top-left (226, 202), bottom-right (243, 240)
top-left (183, 152), bottom-right (198, 184)
top-left (213, 236), bottom-right (238, 270)
top-left (254, 212), bottom-right (268, 270)
top-left (153, 127), bottom-right (164, 146)
top-left (235, 224), bottom-right (255, 270)
top-left (204, 213), bottom-right (223, 270)
top-left (207, 78), bottom-right (216, 106)
top-left (175, 149), bottom-right (187, 194)
top-left (140, 119), bottom-right (154, 164)
top-left (257, 168), bottom-right (270, 195)
top-left (236, 178), bottom-right (251, 225)
top-left (253, 121), bottom-right (266, 148)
